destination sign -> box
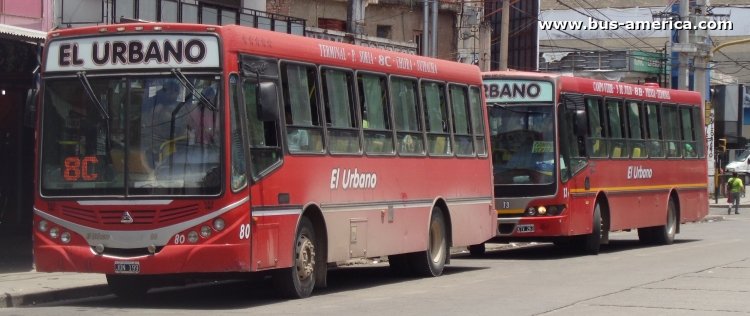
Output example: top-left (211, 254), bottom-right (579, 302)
top-left (45, 34), bottom-right (220, 72)
top-left (483, 79), bottom-right (553, 103)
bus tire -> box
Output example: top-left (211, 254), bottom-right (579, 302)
top-left (410, 208), bottom-right (448, 277)
top-left (468, 243), bottom-right (486, 256)
top-left (638, 198), bottom-right (677, 245)
top-left (274, 216), bottom-right (316, 298)
top-left (106, 274), bottom-right (150, 299)
top-left (579, 203), bottom-right (602, 255)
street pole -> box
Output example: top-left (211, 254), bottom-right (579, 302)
top-left (499, 0), bottom-right (509, 70)
top-left (678, 0), bottom-right (690, 90)
top-left (423, 0), bottom-right (430, 56)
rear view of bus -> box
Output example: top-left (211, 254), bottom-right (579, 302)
top-left (480, 71), bottom-right (708, 255)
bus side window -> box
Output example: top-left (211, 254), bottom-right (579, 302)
top-left (391, 77), bottom-right (424, 155)
top-left (322, 68), bottom-right (359, 154)
top-left (680, 106), bottom-right (698, 158)
top-left (422, 80), bottom-right (451, 156)
top-left (585, 97), bottom-right (607, 158)
top-left (468, 87), bottom-right (487, 156)
top-left (357, 72), bottom-right (394, 155)
top-left (281, 62), bottom-right (324, 154)
top-left (645, 103), bottom-right (664, 157)
top-left (626, 100), bottom-right (646, 158)
top-left (662, 104), bottom-right (681, 157)
top-left (606, 99), bottom-right (626, 158)
top-left (449, 84), bottom-right (474, 157)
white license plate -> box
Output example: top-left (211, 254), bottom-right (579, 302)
top-left (516, 224), bottom-right (535, 233)
top-left (114, 261), bottom-right (140, 274)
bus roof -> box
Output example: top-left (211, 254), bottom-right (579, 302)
top-left (46, 23), bottom-right (481, 84)
top-left (482, 69), bottom-right (702, 105)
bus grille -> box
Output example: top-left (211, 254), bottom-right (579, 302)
top-left (60, 204), bottom-right (200, 225)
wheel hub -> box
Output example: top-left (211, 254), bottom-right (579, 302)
top-left (295, 235), bottom-right (315, 280)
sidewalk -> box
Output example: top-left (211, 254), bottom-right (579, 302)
top-left (0, 199), bottom-right (741, 308)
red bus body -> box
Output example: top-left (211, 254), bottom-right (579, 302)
top-left (482, 70), bottom-right (708, 249)
top-left (33, 23), bottom-right (494, 297)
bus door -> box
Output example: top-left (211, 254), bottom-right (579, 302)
top-left (559, 94), bottom-right (594, 235)
top-left (237, 55), bottom-right (284, 270)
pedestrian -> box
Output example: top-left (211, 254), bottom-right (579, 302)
top-left (727, 172), bottom-right (745, 215)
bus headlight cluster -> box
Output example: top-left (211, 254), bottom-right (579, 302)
top-left (38, 220), bottom-right (76, 244)
top-left (525, 205), bottom-right (566, 217)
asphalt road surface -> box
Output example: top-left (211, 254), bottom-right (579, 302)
top-left (2, 210), bottom-right (748, 316)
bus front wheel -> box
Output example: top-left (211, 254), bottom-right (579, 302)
top-left (578, 203), bottom-right (602, 255)
top-left (274, 216), bottom-right (316, 298)
top-left (410, 208), bottom-right (448, 277)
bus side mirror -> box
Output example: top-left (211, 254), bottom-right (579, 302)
top-left (258, 82), bottom-right (278, 122)
top-left (24, 88), bottom-right (38, 127)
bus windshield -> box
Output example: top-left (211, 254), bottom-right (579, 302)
top-left (40, 75), bottom-right (221, 196)
top-left (489, 104), bottom-right (555, 185)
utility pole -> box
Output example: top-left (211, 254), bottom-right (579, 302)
top-left (676, 0), bottom-right (692, 90)
top-left (347, 0), bottom-right (366, 35)
top-left (431, 0), bottom-right (438, 57)
top-left (423, 0), bottom-right (430, 56)
top-left (499, 0), bottom-right (509, 70)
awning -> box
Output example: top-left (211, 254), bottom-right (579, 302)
top-left (0, 23), bottom-right (46, 44)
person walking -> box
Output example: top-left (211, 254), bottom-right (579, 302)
top-left (727, 172), bottom-right (745, 215)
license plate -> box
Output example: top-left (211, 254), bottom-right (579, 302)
top-left (516, 224), bottom-right (535, 233)
top-left (114, 261), bottom-right (140, 274)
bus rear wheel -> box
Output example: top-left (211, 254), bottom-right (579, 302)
top-left (410, 208), bottom-right (448, 277)
top-left (106, 274), bottom-right (150, 300)
top-left (638, 198), bottom-right (677, 245)
top-left (274, 216), bottom-right (316, 298)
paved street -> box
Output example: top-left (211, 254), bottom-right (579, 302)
top-left (0, 201), bottom-right (748, 315)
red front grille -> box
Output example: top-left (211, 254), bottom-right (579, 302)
top-left (58, 204), bottom-right (201, 225)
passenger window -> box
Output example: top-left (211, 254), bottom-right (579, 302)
top-left (281, 62), bottom-right (324, 153)
top-left (585, 97), bottom-right (607, 158)
top-left (627, 101), bottom-right (645, 158)
top-left (322, 68), bottom-right (359, 154)
top-left (662, 104), bottom-right (681, 157)
top-left (391, 77), bottom-right (424, 155)
top-left (645, 103), bottom-right (664, 158)
top-left (680, 106), bottom-right (697, 158)
top-left (422, 81), bottom-right (451, 156)
top-left (357, 73), bottom-right (394, 155)
top-left (606, 99), bottom-right (626, 158)
top-left (469, 87), bottom-right (487, 156)
top-left (450, 84), bottom-right (473, 156)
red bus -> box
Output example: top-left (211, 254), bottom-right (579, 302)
top-left (33, 23), bottom-right (495, 298)
top-left (475, 70), bottom-right (708, 255)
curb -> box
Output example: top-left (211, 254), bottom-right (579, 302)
top-left (2, 284), bottom-right (110, 308)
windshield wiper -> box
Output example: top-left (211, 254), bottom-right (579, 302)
top-left (76, 71), bottom-right (109, 120)
top-left (171, 69), bottom-right (217, 112)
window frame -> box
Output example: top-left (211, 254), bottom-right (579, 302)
top-left (280, 60), bottom-right (325, 155)
top-left (356, 70), bottom-right (396, 156)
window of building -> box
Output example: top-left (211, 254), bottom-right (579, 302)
top-left (377, 25), bottom-right (392, 39)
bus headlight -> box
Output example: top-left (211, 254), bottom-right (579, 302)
top-left (60, 232), bottom-right (71, 244)
top-left (187, 231), bottom-right (199, 243)
top-left (38, 220), bottom-right (49, 232)
top-left (213, 218), bottom-right (225, 231)
top-left (200, 225), bottom-right (212, 238)
top-left (526, 207), bottom-right (538, 216)
top-left (49, 227), bottom-right (60, 239)
top-left (537, 206), bottom-right (547, 215)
